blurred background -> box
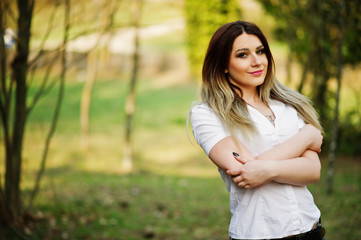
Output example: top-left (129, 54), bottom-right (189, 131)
top-left (0, 0), bottom-right (360, 239)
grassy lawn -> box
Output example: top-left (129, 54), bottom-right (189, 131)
top-left (2, 0), bottom-right (361, 238)
top-left (1, 76), bottom-right (360, 239)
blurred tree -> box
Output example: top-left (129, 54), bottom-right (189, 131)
top-left (123, 0), bottom-right (143, 172)
top-left (0, 0), bottom-right (35, 226)
top-left (258, 0), bottom-right (361, 193)
top-left (27, 0), bottom-right (70, 211)
top-left (327, 0), bottom-right (345, 194)
top-left (185, 0), bottom-right (242, 79)
top-left (80, 0), bottom-right (118, 150)
top-left (0, 0), bottom-right (70, 228)
top-left (258, 0), bottom-right (361, 124)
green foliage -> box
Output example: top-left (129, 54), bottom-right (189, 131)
top-left (342, 1), bottom-right (361, 65)
top-left (258, 0), bottom-right (361, 155)
top-left (337, 112), bottom-right (361, 156)
top-left (259, 0), bottom-right (361, 70)
top-left (184, 0), bottom-right (242, 78)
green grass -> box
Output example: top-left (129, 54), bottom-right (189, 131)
top-left (1, 76), bottom-right (360, 239)
top-left (3, 0), bottom-right (361, 237)
top-left (3, 158), bottom-right (361, 240)
top-left (22, 170), bottom-right (230, 240)
top-left (309, 157), bottom-right (361, 239)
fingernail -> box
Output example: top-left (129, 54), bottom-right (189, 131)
top-left (232, 152), bottom-right (239, 157)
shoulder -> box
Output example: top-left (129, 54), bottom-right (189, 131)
top-left (189, 102), bottom-right (230, 156)
top-left (190, 102), bottom-right (212, 114)
top-left (190, 102), bottom-right (220, 122)
top-left (190, 102), bottom-right (229, 131)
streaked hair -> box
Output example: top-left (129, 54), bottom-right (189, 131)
top-left (201, 21), bottom-right (322, 137)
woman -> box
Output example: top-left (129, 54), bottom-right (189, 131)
top-left (190, 21), bottom-right (326, 240)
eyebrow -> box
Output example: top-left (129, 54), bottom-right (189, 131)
top-left (234, 45), bottom-right (264, 55)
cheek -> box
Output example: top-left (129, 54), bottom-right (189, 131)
top-left (262, 56), bottom-right (269, 67)
top-left (229, 61), bottom-right (248, 75)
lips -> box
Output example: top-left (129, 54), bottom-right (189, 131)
top-left (250, 70), bottom-right (263, 76)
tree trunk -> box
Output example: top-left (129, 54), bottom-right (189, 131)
top-left (285, 52), bottom-right (292, 86)
top-left (297, 60), bottom-right (309, 94)
top-left (80, 0), bottom-right (116, 151)
top-left (312, 73), bottom-right (329, 123)
top-left (0, 0), bottom-right (9, 226)
top-left (123, 0), bottom-right (143, 171)
top-left (81, 50), bottom-right (98, 150)
top-left (3, 0), bottom-right (34, 225)
top-left (327, 0), bottom-right (345, 195)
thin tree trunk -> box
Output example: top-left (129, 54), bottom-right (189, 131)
top-left (79, 0), bottom-right (116, 150)
top-left (80, 50), bottom-right (98, 150)
top-left (297, 60), bottom-right (309, 94)
top-left (312, 74), bottom-right (329, 123)
top-left (0, 0), bottom-right (8, 224)
top-left (123, 0), bottom-right (143, 171)
top-left (327, 0), bottom-right (344, 195)
top-left (3, 0), bottom-right (34, 225)
top-left (285, 52), bottom-right (292, 86)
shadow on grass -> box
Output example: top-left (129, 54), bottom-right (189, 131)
top-left (8, 167), bottom-right (230, 240)
top-left (2, 157), bottom-right (361, 240)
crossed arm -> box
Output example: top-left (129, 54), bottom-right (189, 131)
top-left (208, 124), bottom-right (323, 188)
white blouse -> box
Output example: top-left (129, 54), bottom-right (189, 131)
top-left (190, 100), bottom-right (320, 239)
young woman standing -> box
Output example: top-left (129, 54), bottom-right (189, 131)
top-left (190, 21), bottom-right (326, 240)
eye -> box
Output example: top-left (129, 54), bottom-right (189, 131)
top-left (237, 52), bottom-right (247, 58)
top-left (256, 48), bottom-right (265, 55)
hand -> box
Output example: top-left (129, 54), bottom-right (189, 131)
top-left (227, 155), bottom-right (274, 189)
top-left (301, 124), bottom-right (323, 153)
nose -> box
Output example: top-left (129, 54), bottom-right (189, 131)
top-left (251, 53), bottom-right (261, 66)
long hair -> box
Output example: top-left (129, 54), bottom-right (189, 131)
top-left (201, 21), bottom-right (322, 137)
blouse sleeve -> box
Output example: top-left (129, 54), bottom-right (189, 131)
top-left (297, 113), bottom-right (306, 129)
top-left (190, 103), bottom-right (230, 156)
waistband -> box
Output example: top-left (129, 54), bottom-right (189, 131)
top-left (230, 219), bottom-right (325, 240)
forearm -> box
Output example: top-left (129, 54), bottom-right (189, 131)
top-left (269, 150), bottom-right (321, 186)
top-left (227, 149), bottom-right (321, 188)
top-left (256, 129), bottom-right (312, 161)
top-left (209, 136), bottom-right (253, 171)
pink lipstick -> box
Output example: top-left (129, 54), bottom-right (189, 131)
top-left (250, 70), bottom-right (263, 76)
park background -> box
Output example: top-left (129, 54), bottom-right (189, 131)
top-left (1, 0), bottom-right (360, 239)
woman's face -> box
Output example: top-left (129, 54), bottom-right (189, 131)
top-left (226, 33), bottom-right (268, 92)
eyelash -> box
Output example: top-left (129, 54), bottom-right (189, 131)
top-left (257, 49), bottom-right (265, 55)
top-left (237, 48), bottom-right (265, 58)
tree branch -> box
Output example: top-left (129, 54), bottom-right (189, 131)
top-left (28, 3), bottom-right (59, 68)
top-left (26, 51), bottom-right (60, 115)
top-left (27, 0), bottom-right (70, 211)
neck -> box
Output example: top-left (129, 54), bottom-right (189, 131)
top-left (241, 88), bottom-right (260, 105)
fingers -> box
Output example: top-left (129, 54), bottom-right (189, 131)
top-left (226, 169), bottom-right (241, 175)
top-left (231, 175), bottom-right (252, 189)
top-left (237, 181), bottom-right (251, 189)
top-left (232, 174), bottom-right (242, 183)
top-left (233, 152), bottom-right (247, 164)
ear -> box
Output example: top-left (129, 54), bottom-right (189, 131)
top-left (224, 69), bottom-right (228, 73)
